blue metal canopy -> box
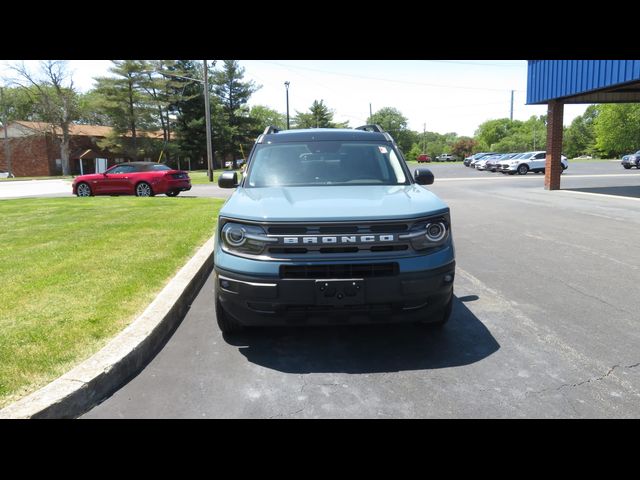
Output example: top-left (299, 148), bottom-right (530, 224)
top-left (527, 60), bottom-right (640, 104)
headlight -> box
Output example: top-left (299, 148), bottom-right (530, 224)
top-left (399, 217), bottom-right (450, 251)
top-left (220, 221), bottom-right (275, 255)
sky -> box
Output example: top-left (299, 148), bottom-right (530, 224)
top-left (0, 60), bottom-right (591, 137)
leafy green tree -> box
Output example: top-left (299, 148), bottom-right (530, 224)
top-left (451, 137), bottom-right (478, 159)
top-left (367, 107), bottom-right (414, 152)
top-left (250, 105), bottom-right (286, 131)
top-left (564, 105), bottom-right (598, 158)
top-left (594, 104), bottom-right (640, 157)
top-left (0, 85), bottom-right (41, 122)
top-left (213, 60), bottom-right (260, 168)
top-left (406, 143), bottom-right (423, 162)
top-left (11, 61), bottom-right (81, 175)
top-left (474, 118), bottom-right (515, 150)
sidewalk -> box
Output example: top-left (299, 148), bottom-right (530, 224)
top-left (0, 179), bottom-right (72, 199)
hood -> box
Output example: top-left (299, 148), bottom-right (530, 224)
top-left (220, 185), bottom-right (449, 222)
top-left (74, 173), bottom-right (104, 182)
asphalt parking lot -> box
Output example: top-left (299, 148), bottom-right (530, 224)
top-left (80, 161), bottom-right (640, 418)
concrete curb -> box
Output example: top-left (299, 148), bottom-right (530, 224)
top-left (0, 236), bottom-right (215, 419)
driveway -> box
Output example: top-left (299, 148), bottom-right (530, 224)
top-left (83, 170), bottom-right (640, 418)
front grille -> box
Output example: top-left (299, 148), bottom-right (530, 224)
top-left (267, 222), bottom-right (409, 235)
top-left (280, 263), bottom-right (399, 279)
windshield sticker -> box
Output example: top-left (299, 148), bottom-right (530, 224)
top-left (378, 146), bottom-right (388, 154)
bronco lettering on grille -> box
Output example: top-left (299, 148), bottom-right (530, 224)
top-left (282, 234), bottom-right (395, 245)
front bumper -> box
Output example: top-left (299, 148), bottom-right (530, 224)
top-left (215, 261), bottom-right (455, 326)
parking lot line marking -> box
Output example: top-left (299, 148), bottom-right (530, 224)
top-left (437, 173), bottom-right (640, 182)
top-left (554, 189), bottom-right (640, 202)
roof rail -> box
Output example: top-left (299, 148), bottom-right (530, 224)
top-left (263, 125), bottom-right (280, 135)
top-left (355, 124), bottom-right (385, 133)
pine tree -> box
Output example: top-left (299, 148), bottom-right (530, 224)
top-left (212, 60), bottom-right (259, 169)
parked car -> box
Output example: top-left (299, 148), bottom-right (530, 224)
top-left (475, 154), bottom-right (501, 171)
top-left (622, 151), bottom-right (640, 169)
top-left (497, 151), bottom-right (568, 175)
top-left (0, 170), bottom-right (15, 178)
top-left (436, 153), bottom-right (458, 162)
top-left (225, 159), bottom-right (246, 169)
top-left (417, 154), bottom-right (431, 163)
top-left (484, 153), bottom-right (518, 172)
top-left (72, 161), bottom-right (192, 197)
top-left (213, 124), bottom-right (455, 333)
top-left (464, 152), bottom-right (495, 167)
top-left (469, 152), bottom-right (497, 168)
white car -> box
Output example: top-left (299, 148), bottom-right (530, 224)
top-left (497, 151), bottom-right (568, 175)
top-left (0, 170), bottom-right (15, 178)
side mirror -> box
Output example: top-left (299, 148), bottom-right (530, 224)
top-left (218, 171), bottom-right (239, 188)
top-left (414, 168), bottom-right (434, 185)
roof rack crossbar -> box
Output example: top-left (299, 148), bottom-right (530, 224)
top-left (355, 124), bottom-right (385, 133)
top-left (263, 125), bottom-right (280, 135)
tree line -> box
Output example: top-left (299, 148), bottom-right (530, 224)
top-left (2, 60), bottom-right (638, 178)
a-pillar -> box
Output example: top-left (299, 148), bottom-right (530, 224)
top-left (544, 99), bottom-right (564, 190)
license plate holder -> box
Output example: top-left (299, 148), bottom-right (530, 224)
top-left (315, 279), bottom-right (365, 305)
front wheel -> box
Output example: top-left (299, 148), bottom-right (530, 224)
top-left (517, 164), bottom-right (529, 175)
top-left (417, 296), bottom-right (453, 329)
top-left (135, 182), bottom-right (154, 197)
top-left (215, 297), bottom-right (242, 334)
top-left (624, 165), bottom-right (631, 169)
top-left (76, 182), bottom-right (92, 197)
top-left (166, 190), bottom-right (179, 197)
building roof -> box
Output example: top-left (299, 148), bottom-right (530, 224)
top-left (527, 60), bottom-right (640, 104)
top-left (10, 121), bottom-right (164, 139)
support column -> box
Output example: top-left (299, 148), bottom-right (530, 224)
top-left (544, 99), bottom-right (564, 190)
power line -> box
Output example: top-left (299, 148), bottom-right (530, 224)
top-left (423, 60), bottom-right (523, 67)
top-left (257, 61), bottom-right (523, 93)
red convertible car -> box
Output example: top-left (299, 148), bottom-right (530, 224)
top-left (72, 162), bottom-right (192, 197)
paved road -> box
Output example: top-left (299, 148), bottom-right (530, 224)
top-left (2, 161), bottom-right (639, 200)
top-left (0, 179), bottom-right (72, 199)
top-left (84, 167), bottom-right (640, 418)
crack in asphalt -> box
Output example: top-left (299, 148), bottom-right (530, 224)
top-left (527, 362), bottom-right (640, 397)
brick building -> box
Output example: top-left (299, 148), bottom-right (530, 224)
top-left (0, 121), bottom-right (163, 177)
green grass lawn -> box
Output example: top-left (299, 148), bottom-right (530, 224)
top-left (188, 169), bottom-right (243, 185)
top-left (0, 196), bottom-right (223, 408)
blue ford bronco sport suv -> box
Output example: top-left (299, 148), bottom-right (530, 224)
top-left (214, 125), bottom-right (455, 333)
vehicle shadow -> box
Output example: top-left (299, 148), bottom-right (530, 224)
top-left (563, 185), bottom-right (640, 199)
top-left (224, 295), bottom-right (499, 374)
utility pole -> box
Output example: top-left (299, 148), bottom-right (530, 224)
top-left (510, 90), bottom-right (514, 121)
top-left (284, 81), bottom-right (290, 129)
top-left (204, 60), bottom-right (214, 182)
top-left (423, 123), bottom-right (426, 153)
top-left (369, 103), bottom-right (373, 123)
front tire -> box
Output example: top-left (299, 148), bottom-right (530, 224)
top-left (76, 182), bottom-right (92, 197)
top-left (624, 165), bottom-right (631, 169)
top-left (517, 164), bottom-right (529, 175)
top-left (135, 182), bottom-right (154, 197)
top-left (215, 296), bottom-right (242, 334)
top-left (417, 295), bottom-right (453, 329)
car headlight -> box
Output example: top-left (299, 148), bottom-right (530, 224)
top-left (399, 217), bottom-right (450, 251)
top-left (220, 221), bottom-right (276, 255)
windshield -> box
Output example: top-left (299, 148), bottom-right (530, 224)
top-left (246, 141), bottom-right (408, 187)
